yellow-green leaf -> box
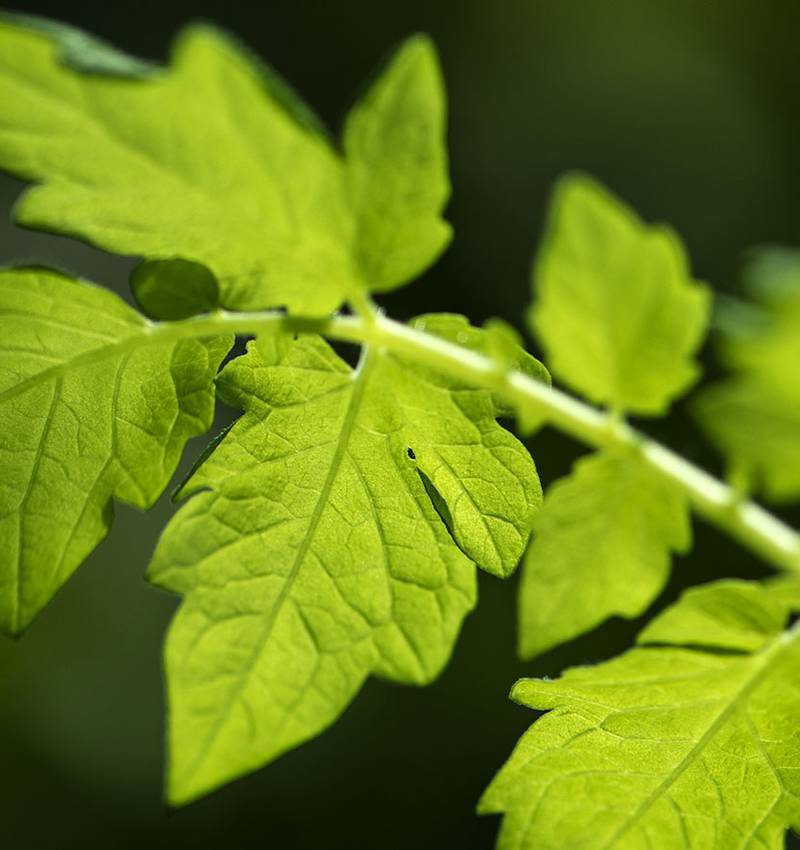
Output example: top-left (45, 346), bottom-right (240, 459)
top-left (0, 266), bottom-right (230, 635)
top-left (694, 248), bottom-right (800, 501)
top-left (530, 174), bottom-right (710, 415)
top-left (0, 19), bottom-right (451, 314)
top-left (482, 579), bottom-right (800, 850)
top-left (518, 450), bottom-right (691, 658)
top-left (148, 316), bottom-right (544, 804)
top-left (344, 34), bottom-right (452, 292)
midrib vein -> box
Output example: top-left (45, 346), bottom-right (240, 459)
top-left (182, 348), bottom-right (377, 785)
top-left (598, 625), bottom-right (800, 849)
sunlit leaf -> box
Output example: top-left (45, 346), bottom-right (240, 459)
top-left (482, 579), bottom-right (800, 850)
top-left (0, 266), bottom-right (230, 635)
top-left (518, 449), bottom-right (690, 658)
top-left (0, 20), bottom-right (450, 314)
top-left (531, 174), bottom-right (710, 415)
top-left (148, 316), bottom-right (545, 804)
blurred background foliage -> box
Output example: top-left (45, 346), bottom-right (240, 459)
top-left (1, 1), bottom-right (799, 847)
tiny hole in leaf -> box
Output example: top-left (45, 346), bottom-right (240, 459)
top-left (406, 447), bottom-right (416, 460)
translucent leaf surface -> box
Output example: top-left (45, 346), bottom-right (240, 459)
top-left (148, 315), bottom-right (544, 804)
top-left (0, 19), bottom-right (450, 314)
top-left (0, 267), bottom-right (230, 635)
top-left (637, 579), bottom-right (794, 652)
top-left (482, 579), bottom-right (800, 850)
top-left (517, 450), bottom-right (691, 658)
top-left (530, 174), bottom-right (710, 414)
top-left (344, 34), bottom-right (451, 292)
top-left (694, 248), bottom-right (800, 501)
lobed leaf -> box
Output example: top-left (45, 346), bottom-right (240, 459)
top-left (530, 174), bottom-right (710, 415)
top-left (518, 449), bottom-right (691, 659)
top-left (482, 579), bottom-right (800, 850)
top-left (148, 315), bottom-right (545, 804)
top-left (0, 18), bottom-right (450, 314)
top-left (0, 267), bottom-right (230, 636)
top-left (694, 248), bottom-right (800, 501)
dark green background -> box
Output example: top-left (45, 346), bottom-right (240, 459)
top-left (1, 1), bottom-right (799, 847)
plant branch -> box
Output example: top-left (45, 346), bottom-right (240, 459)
top-left (142, 308), bottom-right (800, 574)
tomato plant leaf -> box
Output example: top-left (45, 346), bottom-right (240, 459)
top-left (0, 19), bottom-right (450, 314)
top-left (2, 16), bottom-right (798, 841)
top-left (530, 174), bottom-right (710, 415)
top-left (637, 578), bottom-right (797, 652)
top-left (695, 381), bottom-right (800, 501)
top-left (148, 315), bottom-right (544, 804)
top-left (482, 578), bottom-right (800, 850)
top-left (131, 258), bottom-right (220, 321)
top-left (694, 248), bottom-right (800, 501)
top-left (518, 450), bottom-right (691, 658)
top-left (0, 267), bottom-right (230, 636)
top-left (0, 19), bottom-right (348, 314)
top-left (407, 314), bottom-right (551, 416)
top-left (344, 34), bottom-right (451, 292)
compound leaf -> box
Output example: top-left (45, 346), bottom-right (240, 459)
top-left (148, 315), bottom-right (544, 804)
top-left (518, 450), bottom-right (691, 658)
top-left (531, 174), bottom-right (710, 415)
top-left (0, 267), bottom-right (230, 636)
top-left (0, 19), bottom-right (450, 314)
top-left (482, 579), bottom-right (800, 850)
top-left (694, 248), bottom-right (800, 501)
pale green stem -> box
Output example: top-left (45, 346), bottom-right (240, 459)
top-left (140, 307), bottom-right (800, 574)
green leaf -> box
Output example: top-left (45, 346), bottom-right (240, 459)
top-left (0, 20), bottom-right (347, 314)
top-left (695, 381), bottom-right (800, 501)
top-left (482, 579), bottom-right (800, 850)
top-left (637, 579), bottom-right (793, 652)
top-left (344, 34), bottom-right (451, 292)
top-left (131, 258), bottom-right (220, 321)
top-left (407, 314), bottom-right (551, 417)
top-left (148, 316), bottom-right (544, 804)
top-left (482, 318), bottom-right (526, 369)
top-left (0, 19), bottom-right (451, 313)
top-left (518, 450), bottom-right (691, 658)
top-left (530, 174), bottom-right (710, 415)
top-left (728, 252), bottom-right (800, 396)
top-left (0, 267), bottom-right (230, 636)
top-left (764, 574), bottom-right (800, 612)
top-left (694, 249), bottom-right (800, 501)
